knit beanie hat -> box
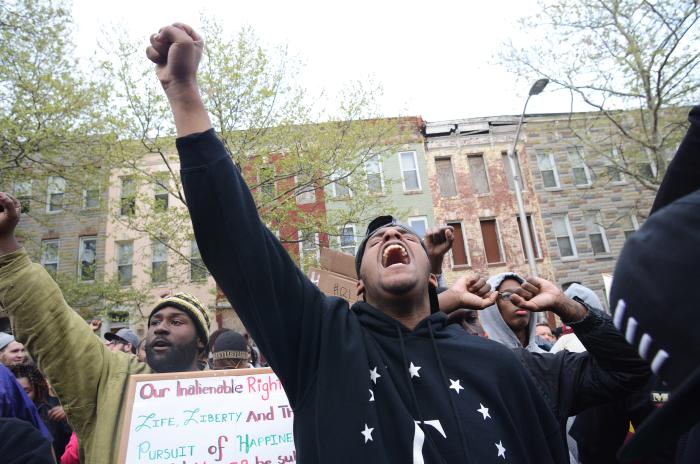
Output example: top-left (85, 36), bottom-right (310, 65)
top-left (212, 331), bottom-right (249, 360)
top-left (149, 293), bottom-right (210, 344)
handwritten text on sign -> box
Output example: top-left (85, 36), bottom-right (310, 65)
top-left (120, 369), bottom-right (296, 464)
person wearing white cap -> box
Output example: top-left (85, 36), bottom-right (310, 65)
top-left (0, 333), bottom-right (27, 366)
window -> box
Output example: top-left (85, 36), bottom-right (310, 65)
top-left (83, 188), bottom-right (100, 209)
top-left (339, 225), bottom-right (357, 256)
top-left (258, 165), bottom-right (276, 200)
top-left (622, 215), bottom-right (640, 240)
top-left (501, 151), bottom-right (524, 192)
top-left (295, 175), bottom-right (316, 204)
top-left (46, 176), bottom-right (66, 212)
top-left (480, 219), bottom-right (503, 264)
top-left (298, 231), bottom-right (319, 263)
top-left (40, 239), bottom-right (59, 275)
top-left (151, 240), bottom-right (168, 284)
top-left (607, 148), bottom-right (624, 183)
top-left (584, 212), bottom-right (610, 254)
top-left (116, 242), bottom-right (133, 286)
top-left (435, 158), bottom-right (457, 197)
top-left (153, 175), bottom-right (169, 212)
top-left (446, 222), bottom-right (469, 267)
top-left (567, 147), bottom-right (592, 186)
top-left (468, 154), bottom-right (490, 194)
top-left (552, 215), bottom-right (577, 258)
top-left (365, 155), bottom-right (384, 194)
top-left (516, 215), bottom-right (542, 259)
top-left (408, 216), bottom-right (428, 239)
top-left (399, 151), bottom-right (421, 192)
top-left (120, 176), bottom-right (136, 216)
top-left (331, 171), bottom-right (352, 198)
top-left (536, 150), bottom-right (560, 188)
top-left (79, 236), bottom-right (97, 281)
top-left (13, 181), bottom-right (32, 213)
top-left (190, 240), bottom-right (207, 281)
top-left (637, 162), bottom-right (654, 178)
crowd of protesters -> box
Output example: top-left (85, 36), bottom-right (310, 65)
top-left (0, 21), bottom-right (698, 464)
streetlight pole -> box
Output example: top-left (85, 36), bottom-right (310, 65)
top-left (507, 78), bottom-right (548, 278)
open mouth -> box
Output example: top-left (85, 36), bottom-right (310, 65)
top-left (382, 243), bottom-right (410, 267)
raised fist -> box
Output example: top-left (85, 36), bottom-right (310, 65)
top-left (146, 23), bottom-right (203, 92)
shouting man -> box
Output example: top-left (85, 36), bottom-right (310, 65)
top-left (144, 23), bottom-right (649, 463)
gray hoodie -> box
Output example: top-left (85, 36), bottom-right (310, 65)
top-left (480, 272), bottom-right (547, 353)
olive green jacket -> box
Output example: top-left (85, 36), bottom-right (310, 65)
top-left (0, 249), bottom-right (151, 463)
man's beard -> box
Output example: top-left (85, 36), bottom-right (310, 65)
top-left (145, 338), bottom-right (200, 373)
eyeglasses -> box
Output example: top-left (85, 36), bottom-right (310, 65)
top-left (498, 291), bottom-right (515, 301)
top-left (106, 340), bottom-right (125, 346)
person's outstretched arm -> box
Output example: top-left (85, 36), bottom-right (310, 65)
top-left (148, 24), bottom-right (327, 405)
top-left (0, 193), bottom-right (114, 435)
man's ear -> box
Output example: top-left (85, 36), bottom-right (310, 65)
top-left (428, 273), bottom-right (438, 289)
top-left (356, 280), bottom-right (365, 299)
top-left (197, 337), bottom-right (206, 354)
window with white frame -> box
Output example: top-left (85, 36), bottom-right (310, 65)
top-left (408, 216), bottom-right (428, 239)
top-left (78, 236), bottom-right (97, 281)
top-left (120, 176), bottom-right (136, 216)
top-left (331, 170), bottom-right (352, 198)
top-left (151, 240), bottom-right (168, 284)
top-left (116, 241), bottom-right (133, 286)
top-left (46, 176), bottom-right (66, 212)
top-left (14, 180), bottom-right (32, 213)
top-left (584, 212), bottom-right (610, 254)
top-left (622, 214), bottom-right (640, 240)
top-left (607, 148), bottom-right (625, 184)
top-left (82, 187), bottom-right (100, 209)
top-left (552, 215), bottom-right (577, 258)
top-left (40, 239), bottom-right (59, 275)
top-left (501, 151), bottom-right (525, 192)
top-left (295, 175), bottom-right (316, 204)
top-left (339, 225), bottom-right (357, 256)
top-left (399, 151), bottom-right (421, 192)
top-left (153, 175), bottom-right (169, 212)
top-left (190, 240), bottom-right (207, 281)
top-left (257, 165), bottom-right (276, 200)
top-left (536, 150), bottom-right (560, 189)
top-left (365, 155), bottom-right (384, 194)
top-left (567, 147), bottom-right (592, 186)
top-left (298, 231), bottom-right (319, 263)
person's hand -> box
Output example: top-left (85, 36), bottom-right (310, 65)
top-left (424, 225), bottom-right (454, 275)
top-left (48, 406), bottom-right (66, 422)
top-left (439, 275), bottom-right (497, 313)
top-left (510, 276), bottom-right (587, 323)
top-left (0, 192), bottom-right (21, 255)
top-left (146, 23), bottom-right (203, 94)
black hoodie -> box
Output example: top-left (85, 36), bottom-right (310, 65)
top-left (177, 129), bottom-right (567, 463)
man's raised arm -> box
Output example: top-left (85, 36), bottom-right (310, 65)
top-left (148, 24), bottom-right (326, 405)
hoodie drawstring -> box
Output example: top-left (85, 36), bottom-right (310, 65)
top-left (428, 320), bottom-right (471, 463)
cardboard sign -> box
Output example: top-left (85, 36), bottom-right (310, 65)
top-left (118, 368), bottom-right (295, 464)
top-left (319, 248), bottom-right (356, 279)
top-left (308, 267), bottom-right (358, 304)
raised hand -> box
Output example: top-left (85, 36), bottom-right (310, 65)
top-left (439, 275), bottom-right (497, 313)
top-left (146, 23), bottom-right (203, 92)
top-left (0, 192), bottom-right (21, 255)
top-left (424, 225), bottom-right (454, 275)
top-left (146, 23), bottom-right (211, 137)
top-left (510, 276), bottom-right (588, 323)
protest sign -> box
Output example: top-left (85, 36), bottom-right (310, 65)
top-left (118, 368), bottom-right (295, 464)
top-left (308, 267), bottom-right (358, 304)
top-left (319, 248), bottom-right (356, 279)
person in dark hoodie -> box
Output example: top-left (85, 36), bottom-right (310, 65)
top-left (145, 23), bottom-right (650, 463)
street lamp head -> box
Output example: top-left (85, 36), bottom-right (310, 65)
top-left (529, 78), bottom-right (549, 96)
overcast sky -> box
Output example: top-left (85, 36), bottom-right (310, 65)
top-left (71, 0), bottom-right (580, 123)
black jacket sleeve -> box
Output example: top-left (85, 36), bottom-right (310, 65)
top-left (176, 129), bottom-right (327, 406)
top-left (651, 105), bottom-right (700, 215)
top-left (516, 308), bottom-right (651, 421)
